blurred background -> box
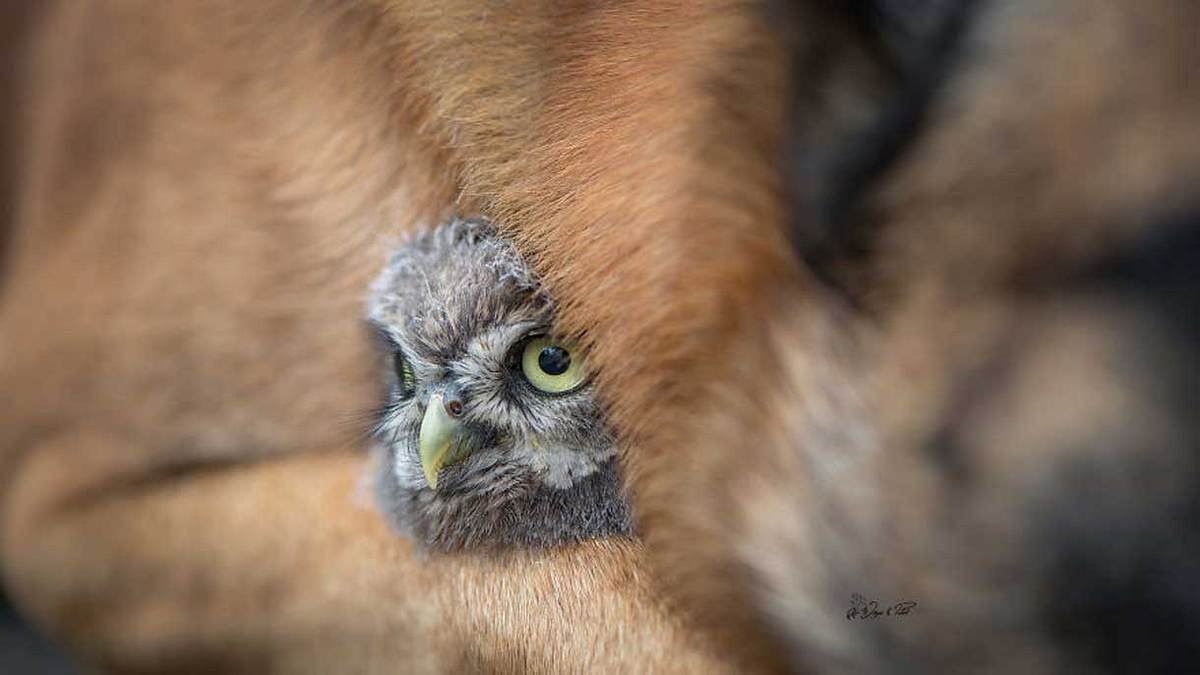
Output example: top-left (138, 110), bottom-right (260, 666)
top-left (0, 593), bottom-right (75, 674)
top-left (1, 4), bottom-right (69, 670)
top-left (2, 1), bottom-right (1198, 673)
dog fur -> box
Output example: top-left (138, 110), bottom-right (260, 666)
top-left (2, 0), bottom-right (1198, 672)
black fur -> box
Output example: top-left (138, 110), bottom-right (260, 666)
top-left (774, 0), bottom-right (982, 300)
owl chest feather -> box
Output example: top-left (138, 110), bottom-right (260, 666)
top-left (378, 454), bottom-right (632, 551)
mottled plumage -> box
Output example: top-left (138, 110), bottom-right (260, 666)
top-left (367, 218), bottom-right (631, 550)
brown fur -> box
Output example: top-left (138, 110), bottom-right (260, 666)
top-left (621, 0), bottom-right (1200, 672)
top-left (4, 0), bottom-right (1199, 672)
top-left (0, 0), bottom-right (760, 670)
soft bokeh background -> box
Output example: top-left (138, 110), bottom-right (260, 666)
top-left (0, 592), bottom-right (75, 674)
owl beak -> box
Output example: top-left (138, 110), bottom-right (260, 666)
top-left (418, 393), bottom-right (464, 490)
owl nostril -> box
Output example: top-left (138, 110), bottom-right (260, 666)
top-left (444, 398), bottom-right (464, 418)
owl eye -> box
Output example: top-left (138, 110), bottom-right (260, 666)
top-left (394, 352), bottom-right (417, 400)
top-left (521, 337), bottom-right (587, 394)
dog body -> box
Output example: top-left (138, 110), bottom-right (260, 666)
top-left (3, 1), bottom-right (1198, 672)
top-left (0, 1), bottom-right (749, 670)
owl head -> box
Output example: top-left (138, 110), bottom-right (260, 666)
top-left (366, 218), bottom-right (631, 550)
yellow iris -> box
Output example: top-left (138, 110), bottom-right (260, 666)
top-left (521, 337), bottom-right (587, 393)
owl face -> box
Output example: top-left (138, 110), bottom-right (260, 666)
top-left (366, 219), bottom-right (630, 550)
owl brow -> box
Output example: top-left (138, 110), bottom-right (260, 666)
top-left (470, 317), bottom-right (548, 359)
top-left (365, 319), bottom-right (403, 354)
top-left (366, 319), bottom-right (444, 379)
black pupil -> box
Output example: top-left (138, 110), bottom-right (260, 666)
top-left (538, 346), bottom-right (571, 376)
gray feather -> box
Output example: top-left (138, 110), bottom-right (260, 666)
top-left (366, 217), bottom-right (633, 551)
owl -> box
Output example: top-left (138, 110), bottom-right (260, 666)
top-left (366, 217), bottom-right (632, 550)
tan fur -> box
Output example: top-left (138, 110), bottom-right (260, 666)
top-left (616, 0), bottom-right (1200, 671)
top-left (4, 0), bottom-right (1198, 672)
top-left (6, 448), bottom-right (723, 673)
top-left (0, 0), bottom-right (763, 670)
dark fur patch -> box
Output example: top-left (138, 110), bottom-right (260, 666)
top-left (1078, 211), bottom-right (1200, 343)
top-left (778, 0), bottom-right (982, 299)
top-left (1033, 456), bottom-right (1200, 674)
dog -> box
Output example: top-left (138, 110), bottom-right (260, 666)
top-left (2, 1), bottom-right (1196, 672)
